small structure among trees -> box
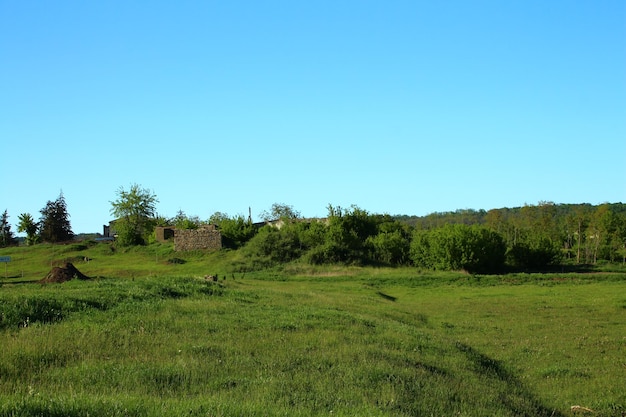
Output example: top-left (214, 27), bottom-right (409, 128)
top-left (173, 225), bottom-right (222, 252)
top-left (154, 224), bottom-right (223, 252)
top-left (155, 226), bottom-right (176, 242)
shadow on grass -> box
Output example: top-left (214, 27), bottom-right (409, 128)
top-left (0, 279), bottom-right (40, 285)
top-left (455, 342), bottom-right (565, 417)
top-left (376, 291), bottom-right (397, 302)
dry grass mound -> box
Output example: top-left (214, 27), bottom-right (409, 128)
top-left (40, 262), bottom-right (90, 284)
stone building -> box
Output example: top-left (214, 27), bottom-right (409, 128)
top-left (155, 226), bottom-right (175, 242)
top-left (155, 225), bottom-right (222, 252)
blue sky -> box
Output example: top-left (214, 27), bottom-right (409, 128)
top-left (1, 1), bottom-right (625, 234)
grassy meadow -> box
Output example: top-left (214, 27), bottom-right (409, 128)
top-left (0, 242), bottom-right (625, 416)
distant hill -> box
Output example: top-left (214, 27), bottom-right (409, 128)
top-left (393, 202), bottom-right (626, 230)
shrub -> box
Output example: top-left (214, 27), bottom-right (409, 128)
top-left (242, 226), bottom-right (302, 264)
top-left (410, 224), bottom-right (506, 273)
top-left (366, 230), bottom-right (410, 265)
top-left (218, 216), bottom-right (257, 249)
top-left (507, 237), bottom-right (562, 270)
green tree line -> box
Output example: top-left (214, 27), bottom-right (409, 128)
top-left (4, 185), bottom-right (625, 273)
top-left (234, 202), bottom-right (626, 272)
top-left (1, 192), bottom-right (74, 247)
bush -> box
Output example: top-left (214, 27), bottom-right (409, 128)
top-left (410, 224), bottom-right (506, 273)
top-left (243, 227), bottom-right (302, 264)
top-left (219, 216), bottom-right (257, 249)
top-left (507, 237), bottom-right (562, 270)
top-left (114, 220), bottom-right (147, 246)
top-left (304, 241), bottom-right (352, 265)
top-left (366, 230), bottom-right (410, 265)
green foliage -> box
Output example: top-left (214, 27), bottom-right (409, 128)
top-left (398, 208), bottom-right (488, 229)
top-left (260, 203), bottom-right (301, 222)
top-left (410, 224), bottom-right (506, 273)
top-left (401, 202), bottom-right (626, 266)
top-left (171, 210), bottom-right (201, 230)
top-left (214, 215), bottom-right (257, 249)
top-left (313, 205), bottom-right (378, 265)
top-left (588, 203), bottom-right (626, 263)
top-left (112, 219), bottom-right (147, 246)
top-left (0, 210), bottom-right (16, 247)
top-left (366, 219), bottom-right (411, 266)
top-left (17, 213), bottom-right (39, 245)
top-left (366, 230), bottom-right (410, 265)
top-left (292, 210), bottom-right (412, 267)
top-left (110, 184), bottom-right (158, 246)
top-left (208, 211), bottom-right (230, 225)
top-left (237, 220), bottom-right (329, 269)
top-left (242, 225), bottom-right (302, 265)
top-left (305, 240), bottom-right (349, 265)
top-left (38, 192), bottom-right (74, 243)
top-left (296, 220), bottom-right (327, 249)
top-left (507, 237), bottom-right (562, 270)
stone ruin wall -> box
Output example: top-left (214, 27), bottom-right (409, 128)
top-left (173, 227), bottom-right (222, 252)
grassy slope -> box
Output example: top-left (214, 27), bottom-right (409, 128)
top-left (0, 243), bottom-right (625, 416)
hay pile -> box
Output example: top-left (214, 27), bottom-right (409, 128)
top-left (40, 262), bottom-right (90, 284)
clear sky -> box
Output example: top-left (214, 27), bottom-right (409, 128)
top-left (1, 1), bottom-right (625, 234)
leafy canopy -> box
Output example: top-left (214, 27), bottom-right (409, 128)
top-left (0, 209), bottom-right (17, 247)
top-left (38, 192), bottom-right (73, 243)
top-left (110, 184), bottom-right (158, 246)
top-left (17, 213), bottom-right (39, 246)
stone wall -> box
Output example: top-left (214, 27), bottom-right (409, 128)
top-left (174, 226), bottom-right (222, 252)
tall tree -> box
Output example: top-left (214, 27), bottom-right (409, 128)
top-left (0, 210), bottom-right (16, 247)
top-left (110, 184), bottom-right (159, 246)
top-left (566, 206), bottom-right (589, 264)
top-left (39, 193), bottom-right (74, 243)
top-left (589, 203), bottom-right (623, 262)
top-left (17, 213), bottom-right (39, 246)
top-left (536, 201), bottom-right (559, 243)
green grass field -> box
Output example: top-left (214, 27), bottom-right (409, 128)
top-left (0, 242), bottom-right (625, 416)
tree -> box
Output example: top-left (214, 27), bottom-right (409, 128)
top-left (172, 210), bottom-right (201, 230)
top-left (565, 206), bottom-right (589, 263)
top-left (110, 184), bottom-right (158, 246)
top-left (17, 213), bottom-right (39, 246)
top-left (39, 192), bottom-right (74, 243)
top-left (588, 203), bottom-right (625, 262)
top-left (0, 210), bottom-right (16, 247)
top-left (260, 203), bottom-right (301, 222)
top-left (208, 211), bottom-right (230, 225)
